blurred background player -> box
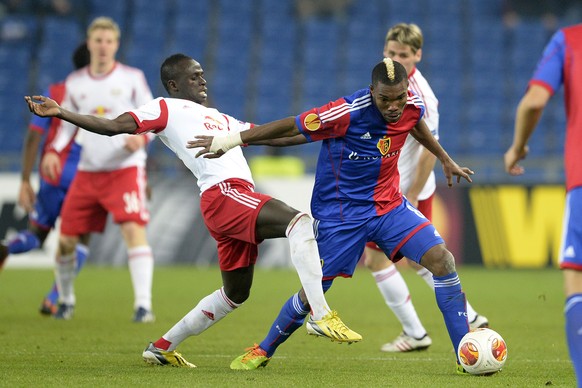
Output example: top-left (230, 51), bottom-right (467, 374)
top-left (504, 22), bottom-right (582, 386)
top-left (0, 42), bottom-right (90, 315)
top-left (41, 16), bottom-right (155, 322)
top-left (363, 23), bottom-right (489, 352)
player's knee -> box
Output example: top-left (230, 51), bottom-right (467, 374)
top-left (223, 285), bottom-right (251, 305)
top-left (420, 244), bottom-right (455, 276)
top-left (363, 247), bottom-right (391, 271)
top-left (59, 235), bottom-right (78, 255)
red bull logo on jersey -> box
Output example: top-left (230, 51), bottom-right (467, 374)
top-left (204, 116), bottom-right (225, 131)
top-left (304, 113), bottom-right (321, 131)
top-left (92, 106), bottom-right (111, 117)
top-left (376, 136), bottom-right (391, 155)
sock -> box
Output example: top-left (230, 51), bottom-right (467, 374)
top-left (7, 230), bottom-right (41, 254)
top-left (566, 294), bottom-right (582, 386)
top-left (419, 266), bottom-right (479, 324)
top-left (466, 300), bottom-right (478, 323)
top-left (372, 266), bottom-right (427, 339)
top-left (260, 293), bottom-right (310, 357)
top-left (416, 266), bottom-right (434, 288)
top-left (128, 245), bottom-right (154, 311)
top-left (433, 272), bottom-right (469, 358)
top-left (45, 244), bottom-right (89, 305)
top-left (286, 213), bottom-right (329, 320)
top-left (156, 287), bottom-right (239, 351)
top-left (55, 251), bottom-right (76, 305)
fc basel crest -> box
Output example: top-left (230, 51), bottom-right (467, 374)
top-left (376, 136), bottom-right (391, 155)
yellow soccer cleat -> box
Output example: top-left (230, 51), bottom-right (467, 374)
top-left (142, 343), bottom-right (196, 368)
top-left (306, 310), bottom-right (362, 343)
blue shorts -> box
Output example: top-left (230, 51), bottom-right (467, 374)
top-left (29, 178), bottom-right (69, 230)
top-left (560, 186), bottom-right (582, 271)
top-left (314, 198), bottom-right (444, 280)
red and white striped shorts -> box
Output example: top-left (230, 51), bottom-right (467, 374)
top-left (200, 178), bottom-right (272, 271)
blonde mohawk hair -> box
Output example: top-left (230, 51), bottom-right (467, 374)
top-left (383, 58), bottom-right (395, 81)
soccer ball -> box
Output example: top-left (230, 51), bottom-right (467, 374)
top-left (458, 328), bottom-right (507, 375)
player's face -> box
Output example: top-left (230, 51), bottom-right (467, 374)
top-left (173, 60), bottom-right (208, 104)
top-left (87, 28), bottom-right (119, 66)
top-left (370, 79), bottom-right (409, 123)
top-left (383, 41), bottom-right (421, 76)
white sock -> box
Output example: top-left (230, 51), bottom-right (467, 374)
top-left (416, 266), bottom-right (434, 288)
top-left (286, 213), bottom-right (329, 320)
top-left (128, 245), bottom-right (154, 311)
top-left (163, 288), bottom-right (239, 351)
top-left (55, 251), bottom-right (76, 305)
top-left (466, 300), bottom-right (478, 322)
top-left (372, 266), bottom-right (427, 339)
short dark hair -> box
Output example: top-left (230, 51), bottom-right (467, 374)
top-left (371, 58), bottom-right (408, 86)
top-left (72, 42), bottom-right (90, 70)
top-left (160, 53), bottom-right (192, 93)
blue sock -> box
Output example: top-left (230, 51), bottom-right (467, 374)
top-left (434, 272), bottom-right (469, 359)
top-left (565, 293), bottom-right (582, 386)
top-left (7, 230), bottom-right (41, 254)
top-left (45, 244), bottom-right (89, 305)
top-left (259, 293), bottom-right (309, 357)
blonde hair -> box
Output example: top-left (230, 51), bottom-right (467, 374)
top-left (383, 58), bottom-right (395, 81)
top-left (385, 23), bottom-right (423, 53)
top-left (87, 16), bottom-right (120, 40)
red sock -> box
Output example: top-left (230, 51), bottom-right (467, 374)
top-left (154, 337), bottom-right (172, 350)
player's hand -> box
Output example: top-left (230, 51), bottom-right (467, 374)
top-left (124, 135), bottom-right (146, 152)
top-left (186, 135), bottom-right (225, 159)
top-left (24, 95), bottom-right (61, 117)
top-left (18, 181), bottom-right (36, 213)
top-left (40, 152), bottom-right (62, 182)
top-left (504, 145), bottom-right (529, 176)
top-left (442, 159), bottom-right (474, 187)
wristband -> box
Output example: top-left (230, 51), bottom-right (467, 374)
top-left (210, 132), bottom-right (243, 153)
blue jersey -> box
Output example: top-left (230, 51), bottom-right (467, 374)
top-left (529, 24), bottom-right (582, 191)
top-left (296, 88), bottom-right (424, 221)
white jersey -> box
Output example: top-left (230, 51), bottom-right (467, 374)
top-left (129, 97), bottom-right (254, 194)
top-left (398, 67), bottom-right (439, 200)
top-left (52, 62), bottom-right (153, 171)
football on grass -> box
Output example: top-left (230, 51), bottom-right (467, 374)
top-left (458, 328), bottom-right (507, 375)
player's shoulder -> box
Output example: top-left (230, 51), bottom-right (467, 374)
top-left (115, 62), bottom-right (147, 77)
top-left (406, 90), bottom-right (424, 108)
top-left (65, 67), bottom-right (89, 83)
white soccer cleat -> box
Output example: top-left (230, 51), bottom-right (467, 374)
top-left (380, 332), bottom-right (432, 352)
top-left (469, 314), bottom-right (489, 330)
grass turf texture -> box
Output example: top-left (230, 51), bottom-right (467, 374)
top-left (0, 265), bottom-right (574, 387)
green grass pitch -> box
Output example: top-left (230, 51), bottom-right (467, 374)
top-left (0, 265), bottom-right (574, 387)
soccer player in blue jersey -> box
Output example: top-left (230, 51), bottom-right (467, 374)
top-left (190, 58), bottom-right (474, 373)
top-left (505, 23), bottom-right (582, 386)
top-left (0, 43), bottom-right (90, 315)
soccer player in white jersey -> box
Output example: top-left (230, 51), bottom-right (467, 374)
top-left (40, 17), bottom-right (156, 322)
top-left (363, 23), bottom-right (488, 352)
top-left (26, 53), bottom-right (360, 368)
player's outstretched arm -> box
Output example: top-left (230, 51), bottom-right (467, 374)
top-left (25, 95), bottom-right (138, 136)
top-left (188, 116), bottom-right (299, 158)
top-left (410, 119), bottom-right (473, 186)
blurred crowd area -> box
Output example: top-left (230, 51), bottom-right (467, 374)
top-left (1, 0), bottom-right (580, 184)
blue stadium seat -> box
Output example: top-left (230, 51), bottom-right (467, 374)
top-left (87, 0), bottom-right (128, 29)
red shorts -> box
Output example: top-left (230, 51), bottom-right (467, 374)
top-left (366, 194), bottom-right (434, 252)
top-left (60, 166), bottom-right (149, 236)
top-left (200, 178), bottom-right (272, 271)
